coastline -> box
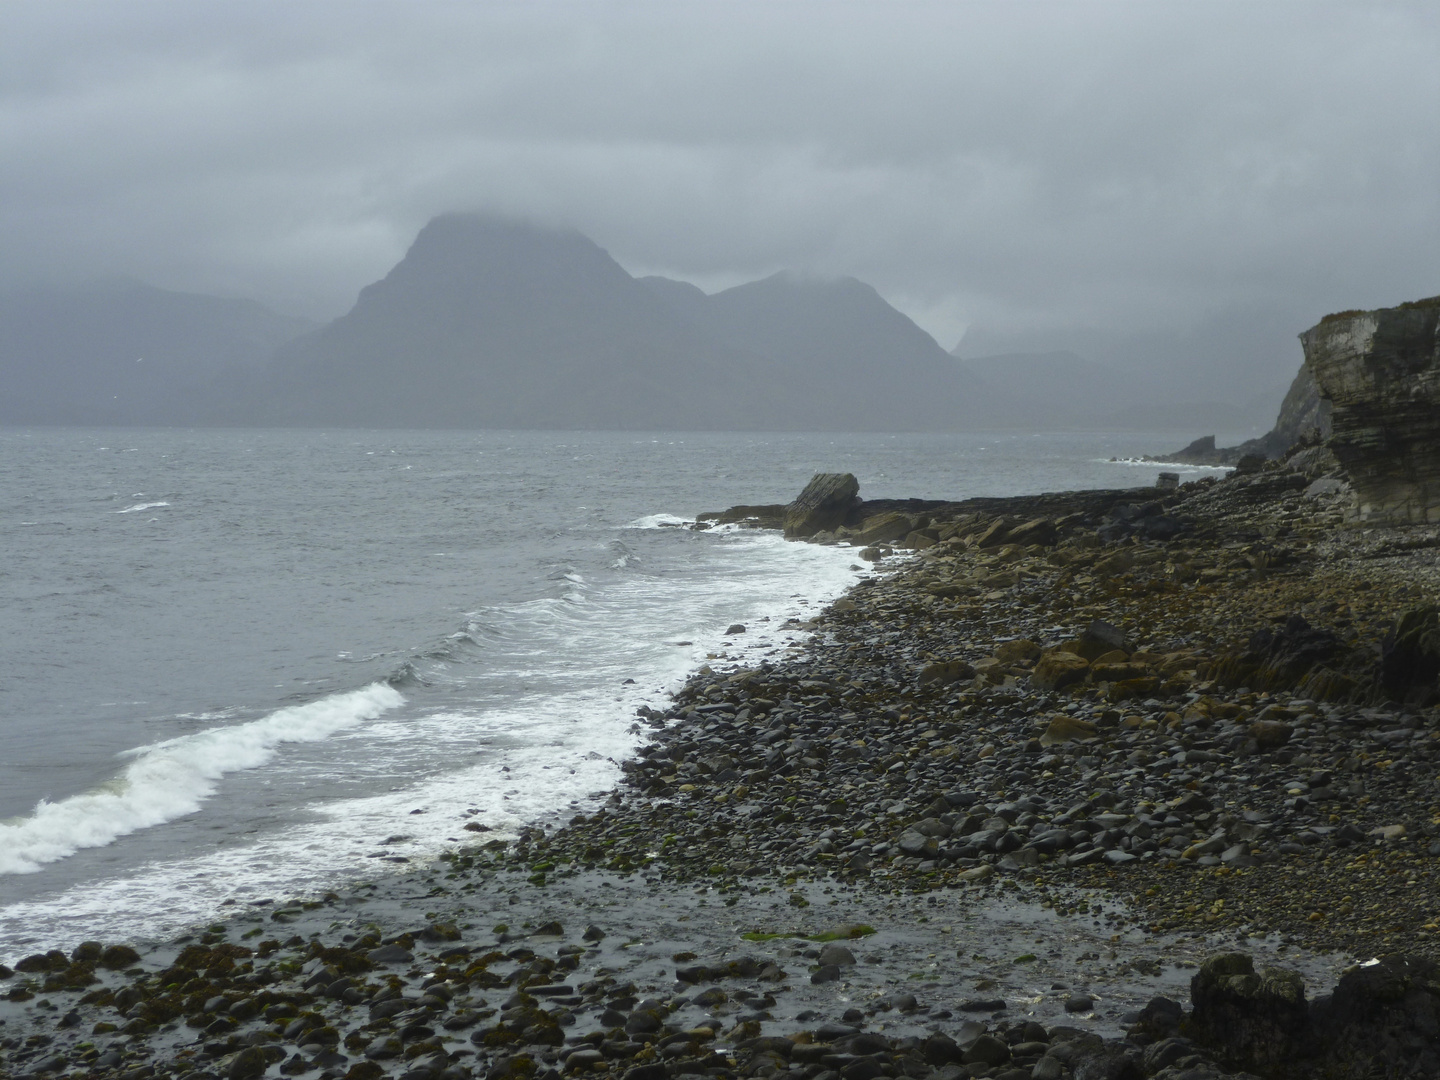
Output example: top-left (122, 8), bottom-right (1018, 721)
top-left (4, 454), bottom-right (1440, 1080)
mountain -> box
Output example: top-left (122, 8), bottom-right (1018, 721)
top-left (263, 216), bottom-right (802, 429)
top-left (0, 279), bottom-right (312, 425)
top-left (639, 270), bottom-right (978, 430)
top-left (260, 215), bottom-right (979, 430)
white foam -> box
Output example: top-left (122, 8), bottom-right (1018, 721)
top-left (0, 684), bottom-right (403, 876)
top-left (1106, 457), bottom-right (1231, 472)
top-left (627, 513), bottom-right (691, 529)
top-left (0, 527), bottom-right (861, 955)
top-left (115, 501), bottom-right (170, 514)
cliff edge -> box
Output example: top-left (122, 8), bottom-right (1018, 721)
top-left (1301, 295), bottom-right (1440, 523)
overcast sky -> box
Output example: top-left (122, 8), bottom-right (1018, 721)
top-left (2, 1), bottom-right (1437, 385)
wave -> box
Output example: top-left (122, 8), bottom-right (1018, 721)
top-left (115, 501), bottom-right (170, 514)
top-left (0, 683), bottom-right (403, 875)
top-left (609, 540), bottom-right (639, 569)
top-left (626, 513), bottom-right (691, 529)
top-left (1105, 456), bottom-right (1231, 472)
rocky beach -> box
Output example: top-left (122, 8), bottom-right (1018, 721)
top-left (6, 427), bottom-right (1440, 1080)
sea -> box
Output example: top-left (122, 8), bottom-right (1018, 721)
top-left (0, 427), bottom-right (1235, 963)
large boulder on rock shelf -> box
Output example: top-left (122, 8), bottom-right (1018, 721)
top-left (784, 473), bottom-right (859, 539)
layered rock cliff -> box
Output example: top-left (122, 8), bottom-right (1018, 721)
top-left (1300, 296), bottom-right (1440, 523)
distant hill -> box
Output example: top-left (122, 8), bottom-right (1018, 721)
top-left (260, 216), bottom-right (784, 429)
top-left (640, 270), bottom-right (978, 430)
top-left (0, 279), bottom-right (312, 425)
top-left (260, 215), bottom-right (980, 430)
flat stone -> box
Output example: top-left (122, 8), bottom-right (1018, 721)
top-left (366, 944), bottom-right (414, 965)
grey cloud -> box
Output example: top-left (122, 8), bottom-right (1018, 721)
top-left (1, 1), bottom-right (1438, 402)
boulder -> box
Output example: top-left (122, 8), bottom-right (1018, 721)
top-left (853, 511), bottom-right (914, 546)
top-left (99, 945), bottom-right (141, 970)
top-left (918, 659), bottom-right (976, 685)
top-left (1073, 619), bottom-right (1130, 661)
top-left (1301, 296), bottom-right (1440, 523)
top-left (784, 473), bottom-right (859, 539)
top-left (1031, 651), bottom-right (1090, 691)
top-left (1308, 953), bottom-right (1440, 1080)
top-left (1007, 517), bottom-right (1059, 546)
top-left (898, 830), bottom-right (938, 858)
top-left (1186, 953), bottom-right (1309, 1076)
top-left (816, 944), bottom-right (856, 967)
top-left (1039, 714), bottom-right (1099, 745)
top-left (1090, 661), bottom-right (1148, 683)
top-left (1248, 719), bottom-right (1294, 751)
top-left (993, 639), bottom-right (1041, 664)
top-left (974, 518), bottom-right (1013, 548)
top-left (366, 943), bottom-right (414, 965)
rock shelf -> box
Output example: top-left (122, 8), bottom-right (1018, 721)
top-left (5, 451), bottom-right (1440, 1080)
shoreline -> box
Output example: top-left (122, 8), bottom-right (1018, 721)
top-left (4, 454), bottom-right (1440, 1080)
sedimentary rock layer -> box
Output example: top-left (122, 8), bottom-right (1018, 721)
top-left (1301, 297), bottom-right (1440, 523)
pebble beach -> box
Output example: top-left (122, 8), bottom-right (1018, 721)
top-left (5, 447), bottom-right (1440, 1080)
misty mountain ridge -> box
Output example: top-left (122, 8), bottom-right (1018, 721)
top-left (259, 214), bottom-right (978, 430)
top-left (1, 213), bottom-right (1294, 433)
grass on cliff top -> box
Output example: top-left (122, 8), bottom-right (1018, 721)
top-left (1319, 294), bottom-right (1440, 325)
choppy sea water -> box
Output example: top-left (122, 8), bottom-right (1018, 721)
top-left (0, 427), bottom-right (1235, 960)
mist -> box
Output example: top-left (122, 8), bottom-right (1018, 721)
top-left (2, 2), bottom-right (1438, 407)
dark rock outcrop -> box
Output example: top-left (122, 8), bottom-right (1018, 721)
top-left (1380, 606), bottom-right (1440, 706)
top-left (1308, 954), bottom-right (1440, 1080)
top-left (1300, 296), bottom-right (1440, 523)
top-left (1186, 953), bottom-right (1310, 1075)
top-left (1181, 952), bottom-right (1440, 1079)
top-left (783, 473), bottom-right (859, 538)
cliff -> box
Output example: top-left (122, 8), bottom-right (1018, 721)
top-left (1300, 295), bottom-right (1440, 523)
